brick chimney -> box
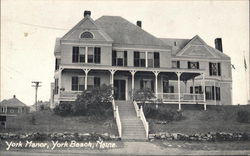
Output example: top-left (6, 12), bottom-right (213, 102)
top-left (84, 10), bottom-right (91, 17)
top-left (13, 95), bottom-right (16, 98)
top-left (215, 38), bottom-right (223, 52)
top-left (136, 21), bottom-right (142, 28)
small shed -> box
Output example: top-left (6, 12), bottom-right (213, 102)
top-left (0, 95), bottom-right (30, 115)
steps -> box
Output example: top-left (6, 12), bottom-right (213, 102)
top-left (116, 101), bottom-right (147, 140)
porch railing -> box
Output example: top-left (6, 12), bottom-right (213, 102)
top-left (112, 99), bottom-right (122, 138)
top-left (133, 101), bottom-right (140, 117)
top-left (115, 105), bottom-right (122, 138)
top-left (59, 91), bottom-right (81, 101)
top-left (156, 93), bottom-right (205, 103)
top-left (139, 105), bottom-right (149, 138)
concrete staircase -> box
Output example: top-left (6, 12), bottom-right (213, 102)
top-left (116, 100), bottom-right (147, 140)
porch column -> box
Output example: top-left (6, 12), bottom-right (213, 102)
top-left (177, 72), bottom-right (182, 110)
top-left (214, 80), bottom-right (216, 105)
top-left (192, 78), bottom-right (195, 102)
top-left (85, 46), bottom-right (88, 63)
top-left (5, 106), bottom-right (7, 114)
top-left (110, 70), bottom-right (116, 95)
top-left (153, 71), bottom-right (159, 99)
top-left (145, 51), bottom-right (148, 67)
top-left (84, 69), bottom-right (90, 90)
top-left (130, 70), bottom-right (136, 98)
top-left (58, 68), bottom-right (62, 98)
top-left (202, 73), bottom-right (206, 110)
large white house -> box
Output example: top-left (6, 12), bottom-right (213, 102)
top-left (50, 11), bottom-right (232, 109)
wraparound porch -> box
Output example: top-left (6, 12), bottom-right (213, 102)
top-left (54, 64), bottom-right (207, 110)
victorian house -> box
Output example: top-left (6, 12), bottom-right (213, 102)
top-left (50, 11), bottom-right (232, 110)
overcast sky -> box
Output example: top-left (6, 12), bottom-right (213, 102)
top-left (1, 0), bottom-right (249, 105)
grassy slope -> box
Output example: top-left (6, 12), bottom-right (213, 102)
top-left (1, 110), bottom-right (118, 135)
top-left (149, 105), bottom-right (250, 134)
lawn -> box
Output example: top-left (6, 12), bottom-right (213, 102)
top-left (1, 110), bottom-right (118, 135)
top-left (148, 105), bottom-right (250, 134)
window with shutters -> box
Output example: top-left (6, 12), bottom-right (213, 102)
top-left (71, 76), bottom-right (100, 91)
top-left (163, 80), bottom-right (174, 93)
top-left (209, 62), bottom-right (221, 76)
top-left (205, 86), bottom-right (220, 100)
top-left (148, 52), bottom-right (160, 68)
top-left (188, 61), bottom-right (199, 69)
top-left (140, 79), bottom-right (154, 92)
top-left (72, 46), bottom-right (100, 64)
top-left (134, 51), bottom-right (145, 67)
top-left (112, 50), bottom-right (127, 66)
top-left (172, 60), bottom-right (180, 69)
top-left (190, 86), bottom-right (203, 94)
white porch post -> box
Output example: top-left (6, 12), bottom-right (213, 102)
top-left (153, 71), bottom-right (159, 99)
top-left (110, 70), bottom-right (116, 95)
top-left (85, 46), bottom-right (88, 63)
top-left (177, 72), bottom-right (182, 110)
top-left (202, 73), bottom-right (206, 110)
top-left (84, 69), bottom-right (90, 90)
top-left (130, 70), bottom-right (136, 99)
top-left (192, 78), bottom-right (195, 102)
top-left (58, 68), bottom-right (62, 99)
top-left (214, 80), bottom-right (216, 105)
top-left (145, 51), bottom-right (148, 67)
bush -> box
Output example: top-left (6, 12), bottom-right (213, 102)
top-left (237, 110), bottom-right (250, 123)
top-left (53, 84), bottom-right (113, 117)
top-left (53, 101), bottom-right (73, 116)
top-left (145, 104), bottom-right (183, 122)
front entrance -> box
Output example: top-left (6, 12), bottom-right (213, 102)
top-left (114, 80), bottom-right (126, 100)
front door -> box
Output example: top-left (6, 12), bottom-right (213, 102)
top-left (114, 80), bottom-right (126, 100)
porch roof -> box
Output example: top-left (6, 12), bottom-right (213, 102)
top-left (60, 64), bottom-right (204, 81)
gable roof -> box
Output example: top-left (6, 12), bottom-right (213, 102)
top-left (161, 35), bottom-right (230, 59)
top-left (95, 16), bottom-right (171, 49)
top-left (61, 15), bottom-right (113, 42)
top-left (0, 96), bottom-right (27, 107)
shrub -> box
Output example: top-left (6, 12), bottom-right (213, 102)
top-left (53, 101), bottom-right (73, 116)
top-left (237, 110), bottom-right (250, 123)
top-left (30, 115), bottom-right (36, 125)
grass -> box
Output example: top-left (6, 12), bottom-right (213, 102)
top-left (0, 110), bottom-right (118, 135)
top-left (148, 105), bottom-right (250, 134)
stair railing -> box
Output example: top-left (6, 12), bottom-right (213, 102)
top-left (134, 100), bottom-right (149, 139)
top-left (112, 99), bottom-right (116, 118)
top-left (133, 100), bottom-right (140, 117)
top-left (115, 105), bottom-right (122, 138)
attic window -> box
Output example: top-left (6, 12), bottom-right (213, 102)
top-left (80, 31), bottom-right (94, 39)
top-left (174, 41), bottom-right (177, 46)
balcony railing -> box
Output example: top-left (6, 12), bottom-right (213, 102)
top-left (59, 91), bottom-right (82, 101)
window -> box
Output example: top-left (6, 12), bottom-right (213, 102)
top-left (134, 51), bottom-right (145, 67)
top-left (148, 52), bottom-right (160, 68)
top-left (172, 61), bottom-right (180, 68)
top-left (112, 50), bottom-right (127, 66)
top-left (188, 61), bottom-right (199, 69)
top-left (1, 108), bottom-right (4, 113)
top-left (79, 47), bottom-right (85, 63)
top-left (55, 58), bottom-right (61, 70)
top-left (140, 79), bottom-right (154, 92)
top-left (71, 76), bottom-right (100, 91)
top-left (72, 46), bottom-right (100, 63)
top-left (72, 47), bottom-right (79, 63)
top-left (190, 86), bottom-right (203, 94)
top-left (80, 31), bottom-right (94, 39)
top-left (54, 79), bottom-right (59, 94)
top-left (163, 80), bottom-right (174, 93)
top-left (205, 86), bottom-right (220, 100)
top-left (209, 62), bottom-right (221, 76)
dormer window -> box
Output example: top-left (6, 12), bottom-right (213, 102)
top-left (80, 31), bottom-right (94, 39)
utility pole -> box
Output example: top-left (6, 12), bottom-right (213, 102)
top-left (32, 81), bottom-right (42, 111)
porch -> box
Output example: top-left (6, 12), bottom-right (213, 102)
top-left (55, 64), bottom-right (207, 110)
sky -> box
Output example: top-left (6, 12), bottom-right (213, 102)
top-left (1, 0), bottom-right (249, 106)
